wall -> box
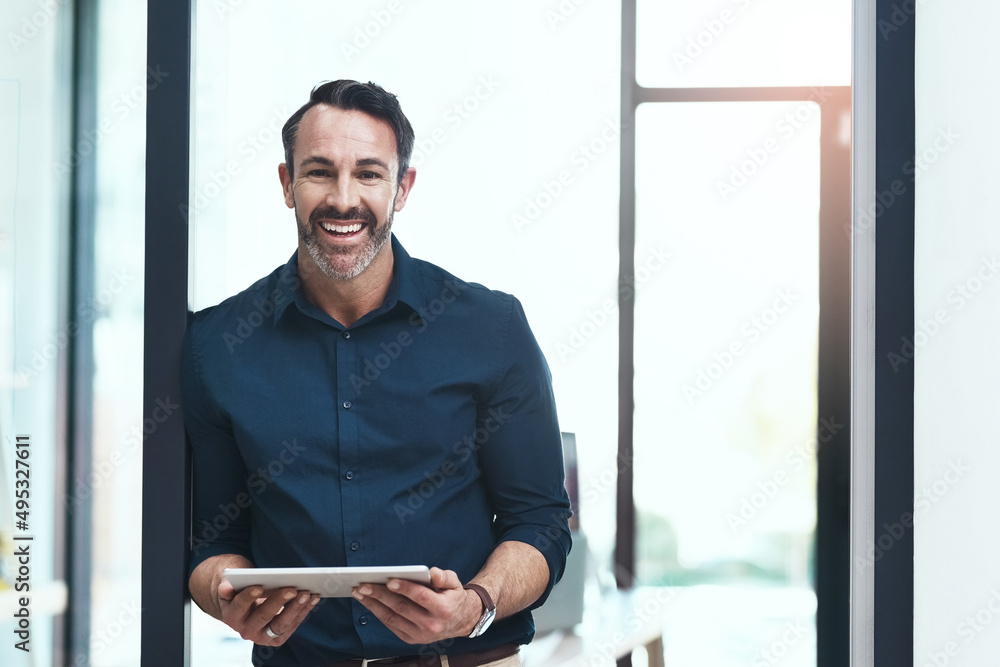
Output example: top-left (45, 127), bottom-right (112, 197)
top-left (914, 1), bottom-right (1000, 664)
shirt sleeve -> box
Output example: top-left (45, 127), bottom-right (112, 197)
top-left (182, 313), bottom-right (255, 577)
top-left (476, 296), bottom-right (573, 609)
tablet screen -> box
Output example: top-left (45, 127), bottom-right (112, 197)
top-left (223, 565), bottom-right (432, 598)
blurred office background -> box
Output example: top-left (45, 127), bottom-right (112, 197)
top-left (0, 1), bottom-right (859, 665)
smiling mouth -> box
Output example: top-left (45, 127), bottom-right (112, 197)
top-left (319, 220), bottom-right (367, 237)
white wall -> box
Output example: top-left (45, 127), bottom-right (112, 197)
top-left (914, 1), bottom-right (1000, 664)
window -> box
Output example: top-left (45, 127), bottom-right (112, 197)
top-left (85, 1), bottom-right (147, 664)
top-left (0, 1), bottom-right (74, 664)
top-left (635, 0), bottom-right (851, 88)
top-left (626, 1), bottom-right (852, 664)
top-left (633, 101), bottom-right (821, 663)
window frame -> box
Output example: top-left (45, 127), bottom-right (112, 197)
top-left (616, 2), bottom-right (852, 666)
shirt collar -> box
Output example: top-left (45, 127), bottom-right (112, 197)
top-left (391, 234), bottom-right (429, 314)
top-left (272, 234), bottom-right (425, 326)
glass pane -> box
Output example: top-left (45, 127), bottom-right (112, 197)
top-left (87, 1), bottom-right (148, 664)
top-left (634, 102), bottom-right (820, 665)
top-left (636, 0), bottom-right (851, 88)
top-left (189, 1), bottom-right (621, 662)
top-left (0, 1), bottom-right (73, 664)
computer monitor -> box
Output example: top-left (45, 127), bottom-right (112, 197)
top-left (532, 432), bottom-right (586, 634)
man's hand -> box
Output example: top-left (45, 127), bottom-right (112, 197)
top-left (190, 555), bottom-right (320, 646)
top-left (352, 567), bottom-right (482, 644)
top-left (217, 579), bottom-right (320, 646)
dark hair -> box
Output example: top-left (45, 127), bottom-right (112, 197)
top-left (281, 80), bottom-right (415, 185)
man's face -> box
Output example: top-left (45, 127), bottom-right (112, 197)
top-left (279, 104), bottom-right (414, 281)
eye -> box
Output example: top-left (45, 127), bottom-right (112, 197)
top-left (359, 171), bottom-right (380, 180)
top-left (307, 169), bottom-right (330, 178)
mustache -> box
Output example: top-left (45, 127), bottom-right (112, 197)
top-left (309, 205), bottom-right (377, 226)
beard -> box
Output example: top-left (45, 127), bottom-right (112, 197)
top-left (296, 201), bottom-right (393, 281)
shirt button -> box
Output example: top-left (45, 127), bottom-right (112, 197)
top-left (342, 330), bottom-right (351, 339)
top-left (342, 401), bottom-right (352, 409)
top-left (350, 541), bottom-right (360, 551)
top-left (359, 615), bottom-right (369, 625)
top-left (345, 470), bottom-right (354, 480)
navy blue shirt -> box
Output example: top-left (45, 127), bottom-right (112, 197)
top-left (182, 236), bottom-right (572, 666)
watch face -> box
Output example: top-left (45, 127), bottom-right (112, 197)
top-left (471, 608), bottom-right (496, 638)
top-left (465, 584), bottom-right (497, 638)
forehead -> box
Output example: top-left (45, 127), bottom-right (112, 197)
top-left (293, 104), bottom-right (398, 166)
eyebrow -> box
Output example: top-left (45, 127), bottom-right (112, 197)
top-left (298, 156), bottom-right (391, 172)
top-left (299, 155), bottom-right (334, 169)
top-left (355, 157), bottom-right (391, 171)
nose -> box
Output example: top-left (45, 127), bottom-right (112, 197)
top-left (324, 174), bottom-right (360, 213)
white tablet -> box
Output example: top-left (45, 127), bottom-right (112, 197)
top-left (223, 565), bottom-right (432, 598)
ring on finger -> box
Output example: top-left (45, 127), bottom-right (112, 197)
top-left (265, 623), bottom-right (282, 640)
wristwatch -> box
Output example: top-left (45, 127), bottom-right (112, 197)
top-left (463, 583), bottom-right (497, 638)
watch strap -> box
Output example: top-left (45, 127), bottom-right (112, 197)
top-left (463, 583), bottom-right (496, 613)
top-left (463, 583), bottom-right (497, 638)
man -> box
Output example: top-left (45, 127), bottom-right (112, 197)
top-left (182, 80), bottom-right (572, 666)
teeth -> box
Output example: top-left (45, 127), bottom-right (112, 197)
top-left (320, 221), bottom-right (363, 234)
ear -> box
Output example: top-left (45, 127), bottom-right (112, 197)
top-left (392, 168), bottom-right (417, 212)
top-left (278, 162), bottom-right (295, 209)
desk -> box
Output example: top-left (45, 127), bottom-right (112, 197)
top-left (523, 585), bottom-right (818, 666)
top-left (522, 587), bottom-right (671, 667)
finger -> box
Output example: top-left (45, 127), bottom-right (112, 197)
top-left (355, 584), bottom-right (429, 622)
top-left (220, 582), bottom-right (263, 618)
top-left (247, 588), bottom-right (299, 631)
top-left (218, 584), bottom-right (270, 642)
top-left (218, 578), bottom-right (239, 603)
top-left (354, 589), bottom-right (423, 642)
top-left (428, 567), bottom-right (462, 591)
top-left (384, 578), bottom-right (443, 611)
top-left (385, 569), bottom-right (462, 616)
top-left (268, 591), bottom-right (320, 637)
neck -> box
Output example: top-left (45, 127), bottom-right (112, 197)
top-left (298, 246), bottom-right (394, 328)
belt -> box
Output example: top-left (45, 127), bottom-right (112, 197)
top-left (324, 642), bottom-right (519, 667)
